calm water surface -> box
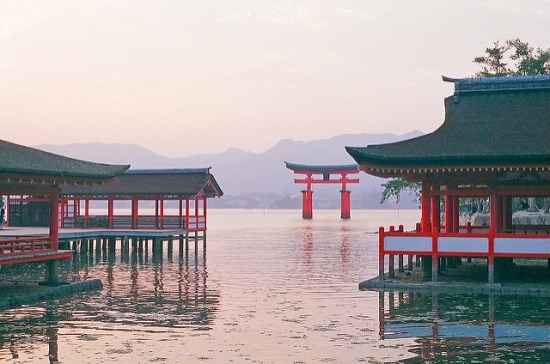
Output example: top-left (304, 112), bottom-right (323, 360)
top-left (1, 209), bottom-right (549, 363)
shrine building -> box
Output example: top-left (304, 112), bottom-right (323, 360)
top-left (0, 139), bottom-right (129, 284)
top-left (57, 168), bottom-right (222, 234)
top-left (1, 139), bottom-right (224, 285)
top-left (7, 168), bottom-right (223, 237)
top-left (346, 75), bottom-right (550, 284)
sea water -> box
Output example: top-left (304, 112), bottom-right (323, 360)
top-left (0, 209), bottom-right (549, 363)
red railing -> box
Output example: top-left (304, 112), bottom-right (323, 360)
top-left (0, 236), bottom-right (54, 257)
top-left (61, 214), bottom-right (188, 230)
top-left (378, 224), bottom-right (550, 283)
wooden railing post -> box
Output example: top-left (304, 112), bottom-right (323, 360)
top-left (388, 226), bottom-right (395, 278)
top-left (379, 226), bottom-right (385, 282)
top-left (49, 188), bottom-right (59, 251)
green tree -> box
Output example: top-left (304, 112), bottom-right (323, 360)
top-left (380, 178), bottom-right (420, 206)
top-left (473, 38), bottom-right (550, 77)
top-left (473, 40), bottom-right (512, 77)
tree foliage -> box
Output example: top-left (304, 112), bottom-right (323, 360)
top-left (473, 38), bottom-right (550, 77)
top-left (380, 178), bottom-right (420, 205)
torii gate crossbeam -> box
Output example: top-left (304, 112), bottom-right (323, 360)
top-left (285, 162), bottom-right (360, 219)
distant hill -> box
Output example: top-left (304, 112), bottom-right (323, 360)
top-left (36, 131), bottom-right (423, 209)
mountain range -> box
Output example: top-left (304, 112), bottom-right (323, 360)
top-left (36, 131), bottom-right (423, 209)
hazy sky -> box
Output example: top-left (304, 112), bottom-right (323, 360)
top-left (1, 1), bottom-right (549, 157)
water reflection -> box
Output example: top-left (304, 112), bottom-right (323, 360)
top-left (0, 305), bottom-right (62, 363)
top-left (3, 210), bottom-right (549, 362)
top-left (379, 291), bottom-right (550, 362)
top-left (300, 224), bottom-right (352, 278)
top-left (0, 240), bottom-right (219, 362)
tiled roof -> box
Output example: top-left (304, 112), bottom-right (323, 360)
top-left (0, 139), bottom-right (129, 180)
top-left (346, 76), bottom-right (550, 172)
top-left (60, 169), bottom-right (223, 198)
top-left (285, 162), bottom-right (358, 173)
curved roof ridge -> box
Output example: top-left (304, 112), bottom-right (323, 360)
top-left (443, 75), bottom-right (550, 95)
top-left (285, 161), bottom-right (358, 173)
top-left (0, 139), bottom-right (129, 179)
top-left (126, 168), bottom-right (211, 175)
top-left (443, 75), bottom-right (550, 83)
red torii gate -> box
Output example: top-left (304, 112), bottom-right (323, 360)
top-left (285, 162), bottom-right (360, 219)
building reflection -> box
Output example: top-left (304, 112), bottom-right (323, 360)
top-left (0, 304), bottom-right (62, 363)
top-left (300, 224), bottom-right (353, 279)
top-left (0, 241), bottom-right (219, 361)
top-left (378, 291), bottom-right (550, 362)
top-left (340, 225), bottom-right (350, 264)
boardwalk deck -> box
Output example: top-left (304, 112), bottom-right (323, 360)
top-left (0, 226), bottom-right (203, 264)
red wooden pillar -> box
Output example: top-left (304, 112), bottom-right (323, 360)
top-left (5, 195), bottom-right (11, 226)
top-left (59, 197), bottom-right (65, 228)
top-left (185, 199), bottom-right (190, 229)
top-left (195, 197), bottom-right (199, 226)
top-left (84, 198), bottom-right (89, 228)
top-left (132, 197), bottom-right (138, 229)
top-left (340, 173), bottom-right (351, 219)
top-left (301, 190), bottom-right (313, 219)
top-left (179, 199), bottom-right (184, 228)
top-left (430, 185), bottom-right (440, 282)
top-left (49, 188), bottom-right (60, 250)
top-left (159, 198), bottom-right (164, 229)
top-left (302, 173), bottom-right (313, 219)
top-left (47, 187), bottom-right (61, 285)
top-left (340, 190), bottom-right (351, 219)
top-left (421, 182), bottom-right (431, 233)
top-left (203, 198), bottom-right (207, 230)
top-left (488, 189), bottom-right (499, 284)
top-left (155, 200), bottom-right (159, 228)
top-left (421, 182), bottom-right (433, 280)
top-left (108, 197), bottom-right (114, 229)
top-left (379, 226), bottom-right (385, 282)
top-left (73, 198), bottom-right (78, 228)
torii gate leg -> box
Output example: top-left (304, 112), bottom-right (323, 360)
top-left (302, 190), bottom-right (313, 219)
top-left (340, 190), bottom-right (351, 219)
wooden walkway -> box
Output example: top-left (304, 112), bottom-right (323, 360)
top-left (0, 226), bottom-right (205, 261)
top-left (0, 227), bottom-right (188, 239)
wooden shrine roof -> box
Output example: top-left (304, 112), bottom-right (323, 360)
top-left (60, 168), bottom-right (224, 198)
top-left (0, 139), bottom-right (129, 188)
top-left (346, 75), bottom-right (550, 180)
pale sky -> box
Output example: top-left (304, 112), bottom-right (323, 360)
top-left (1, 1), bottom-right (549, 157)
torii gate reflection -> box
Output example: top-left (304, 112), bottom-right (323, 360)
top-left (285, 162), bottom-right (360, 219)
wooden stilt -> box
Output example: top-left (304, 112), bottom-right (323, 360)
top-left (46, 260), bottom-right (59, 285)
top-left (340, 190), bottom-right (351, 219)
top-left (388, 254), bottom-right (395, 278)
